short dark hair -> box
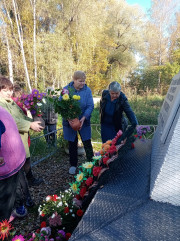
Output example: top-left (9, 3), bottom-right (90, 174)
top-left (0, 76), bottom-right (13, 91)
top-left (12, 84), bottom-right (22, 97)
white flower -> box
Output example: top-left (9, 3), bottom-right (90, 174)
top-left (57, 201), bottom-right (63, 207)
top-left (46, 196), bottom-right (51, 201)
top-left (37, 102), bottom-right (42, 106)
top-left (92, 155), bottom-right (102, 161)
top-left (70, 209), bottom-right (73, 212)
top-left (72, 214), bottom-right (75, 217)
top-left (51, 213), bottom-right (55, 218)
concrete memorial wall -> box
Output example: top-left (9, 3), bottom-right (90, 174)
top-left (150, 71), bottom-right (180, 206)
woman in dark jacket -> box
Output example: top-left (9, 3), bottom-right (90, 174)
top-left (100, 81), bottom-right (138, 143)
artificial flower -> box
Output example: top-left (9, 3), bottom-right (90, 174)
top-left (85, 177), bottom-right (93, 186)
top-left (79, 187), bottom-right (87, 198)
top-left (64, 207), bottom-right (69, 214)
top-left (93, 166), bottom-right (102, 177)
top-left (58, 230), bottom-right (66, 238)
top-left (0, 220), bottom-right (12, 241)
top-left (76, 172), bottom-right (84, 182)
top-left (70, 183), bottom-right (79, 193)
top-left (103, 156), bottom-right (109, 165)
top-left (82, 162), bottom-right (93, 169)
top-left (12, 235), bottom-right (25, 241)
top-left (65, 233), bottom-right (71, 240)
top-left (40, 227), bottom-right (51, 237)
top-left (51, 195), bottom-right (58, 202)
top-left (76, 209), bottom-right (83, 217)
top-left (40, 221), bottom-right (47, 228)
top-left (49, 213), bottom-right (62, 227)
top-left (131, 143), bottom-right (135, 149)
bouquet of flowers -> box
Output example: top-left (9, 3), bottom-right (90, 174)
top-left (20, 89), bottom-right (46, 117)
top-left (53, 88), bottom-right (81, 120)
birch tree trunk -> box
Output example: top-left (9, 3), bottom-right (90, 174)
top-left (12, 0), bottom-right (32, 91)
top-left (33, 0), bottom-right (37, 88)
top-left (0, 11), bottom-right (14, 83)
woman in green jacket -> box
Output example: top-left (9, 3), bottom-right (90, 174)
top-left (0, 76), bottom-right (44, 187)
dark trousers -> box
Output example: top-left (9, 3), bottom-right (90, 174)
top-left (18, 168), bottom-right (32, 202)
top-left (68, 135), bottom-right (94, 167)
top-left (0, 169), bottom-right (24, 221)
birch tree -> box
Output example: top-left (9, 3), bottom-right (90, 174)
top-left (0, 10), bottom-right (13, 82)
top-left (12, 0), bottom-right (32, 91)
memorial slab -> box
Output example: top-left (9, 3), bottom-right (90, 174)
top-left (150, 71), bottom-right (180, 206)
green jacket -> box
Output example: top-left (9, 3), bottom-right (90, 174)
top-left (0, 97), bottom-right (32, 158)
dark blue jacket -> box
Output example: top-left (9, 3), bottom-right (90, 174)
top-left (100, 90), bottom-right (138, 132)
top-left (61, 82), bottom-right (94, 141)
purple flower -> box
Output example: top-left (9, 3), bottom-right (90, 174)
top-left (37, 93), bottom-right (43, 100)
top-left (31, 109), bottom-right (36, 115)
top-left (32, 89), bottom-right (39, 95)
top-left (58, 230), bottom-right (66, 237)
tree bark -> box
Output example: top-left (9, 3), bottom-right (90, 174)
top-left (12, 0), bottom-right (32, 91)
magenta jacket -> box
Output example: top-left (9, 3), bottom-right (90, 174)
top-left (0, 106), bottom-right (26, 180)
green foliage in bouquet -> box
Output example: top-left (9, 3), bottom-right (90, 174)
top-left (48, 87), bottom-right (81, 120)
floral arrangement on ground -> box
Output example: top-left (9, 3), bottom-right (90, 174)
top-left (0, 125), bottom-right (151, 241)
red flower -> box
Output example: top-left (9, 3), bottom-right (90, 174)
top-left (36, 229), bottom-right (40, 233)
top-left (64, 207), bottom-right (70, 214)
top-left (40, 221), bottom-right (46, 228)
top-left (65, 233), bottom-right (71, 240)
top-left (108, 145), bottom-right (117, 154)
top-left (75, 194), bottom-right (81, 200)
top-left (134, 134), bottom-right (138, 138)
top-left (41, 212), bottom-right (45, 217)
top-left (111, 139), bottom-right (116, 145)
top-left (51, 195), bottom-right (58, 202)
top-left (80, 187), bottom-right (87, 198)
top-left (85, 177), bottom-right (93, 186)
top-left (139, 136), bottom-right (142, 139)
top-left (93, 166), bottom-right (102, 177)
top-left (103, 156), bottom-right (109, 165)
top-left (131, 143), bottom-right (135, 149)
top-left (76, 209), bottom-right (83, 217)
top-left (0, 220), bottom-right (12, 241)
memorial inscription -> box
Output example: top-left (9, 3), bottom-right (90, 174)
top-left (158, 73), bottom-right (180, 143)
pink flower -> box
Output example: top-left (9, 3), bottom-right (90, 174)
top-left (93, 166), bottom-right (102, 177)
top-left (62, 88), bottom-right (69, 95)
top-left (12, 235), bottom-right (25, 241)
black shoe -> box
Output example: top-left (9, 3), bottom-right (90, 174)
top-left (26, 196), bottom-right (35, 207)
top-left (28, 177), bottom-right (44, 186)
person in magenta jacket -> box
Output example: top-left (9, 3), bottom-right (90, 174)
top-left (0, 106), bottom-right (27, 221)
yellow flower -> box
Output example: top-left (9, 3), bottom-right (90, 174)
top-left (73, 95), bottom-right (80, 100)
top-left (82, 162), bottom-right (93, 169)
top-left (76, 172), bottom-right (84, 182)
top-left (71, 183), bottom-right (78, 193)
top-left (62, 94), bottom-right (69, 100)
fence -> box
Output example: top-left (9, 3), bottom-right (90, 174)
top-left (30, 125), bottom-right (157, 166)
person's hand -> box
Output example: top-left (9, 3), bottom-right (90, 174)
top-left (30, 121), bottom-right (43, 132)
top-left (79, 116), bottom-right (86, 129)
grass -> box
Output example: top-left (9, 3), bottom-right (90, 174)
top-left (30, 94), bottom-right (164, 157)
